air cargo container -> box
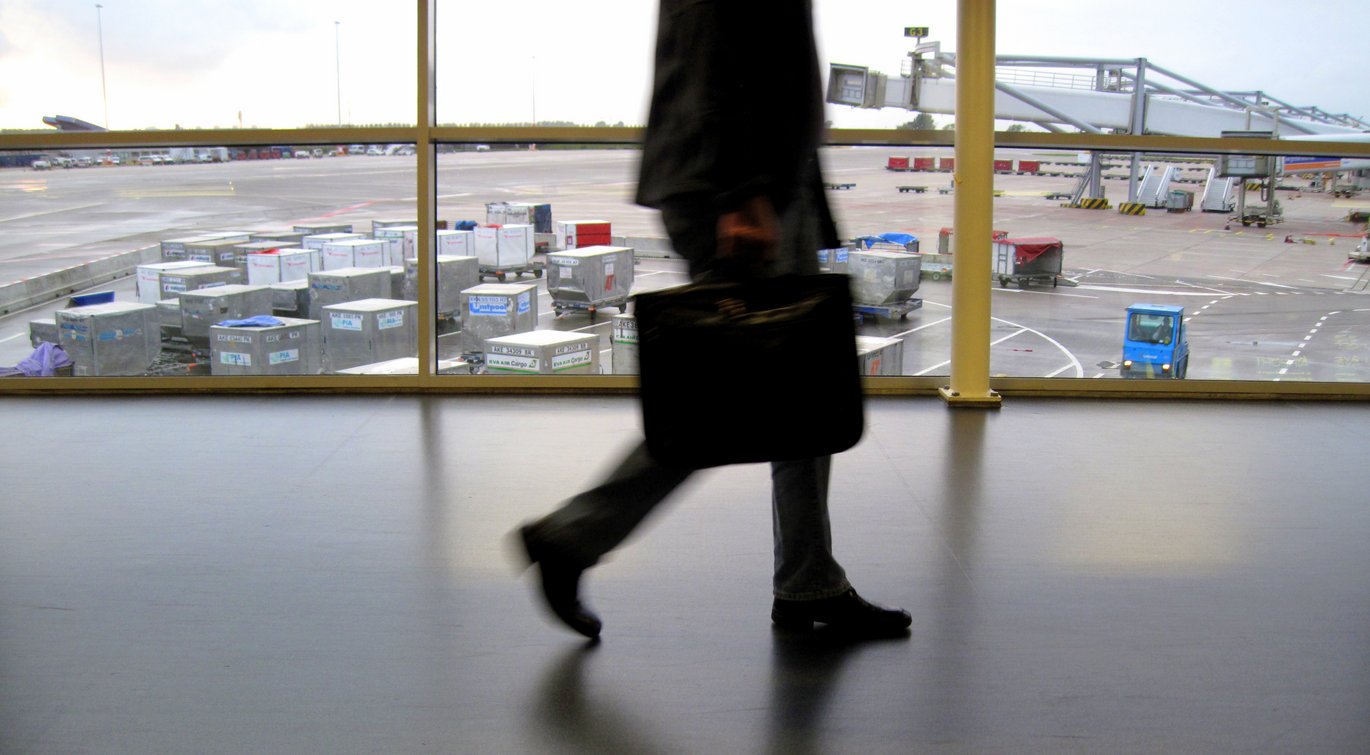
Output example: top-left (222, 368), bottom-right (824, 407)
top-left (886, 156), bottom-right (910, 171)
top-left (235, 241), bottom-right (303, 273)
top-left (158, 265), bottom-right (243, 299)
top-left (28, 318), bottom-right (59, 348)
top-left (993, 237), bottom-right (1064, 289)
top-left (249, 230), bottom-right (309, 246)
top-left (485, 202), bottom-right (552, 233)
top-left (474, 224), bottom-right (536, 280)
top-left (373, 225), bottom-right (418, 262)
top-left (1017, 160), bottom-right (1041, 174)
top-left (938, 157), bottom-right (955, 171)
top-left (483, 330), bottom-right (599, 375)
top-left (321, 298), bottom-right (418, 372)
top-left (546, 245), bottom-right (634, 315)
top-left (185, 238), bottom-right (249, 268)
top-left (817, 247), bottom-right (849, 274)
top-left (136, 261), bottom-right (213, 303)
top-left (293, 222), bottom-right (354, 235)
top-left (611, 313), bottom-right (638, 375)
top-left (554, 220), bottom-right (612, 250)
top-left (993, 160), bottom-right (1013, 173)
top-left (848, 250), bottom-right (922, 319)
top-left (321, 238), bottom-right (389, 270)
top-left (56, 301), bottom-right (160, 376)
top-left (402, 255), bottom-right (479, 317)
top-left (857, 335), bottom-right (904, 376)
top-left (209, 317), bottom-right (322, 376)
top-left (177, 284), bottom-right (274, 345)
top-left (159, 232), bottom-right (249, 261)
top-left (246, 248), bottom-right (315, 285)
top-left (436, 229), bottom-right (475, 256)
top-left (913, 157), bottom-right (935, 171)
top-left (269, 280), bottom-right (311, 318)
top-left (307, 267), bottom-right (392, 319)
top-left (302, 232), bottom-right (363, 251)
top-left (458, 282), bottom-right (539, 351)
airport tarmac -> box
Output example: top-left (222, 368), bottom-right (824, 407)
top-left (2, 147), bottom-right (1369, 380)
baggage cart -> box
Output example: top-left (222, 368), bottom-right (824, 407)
top-left (546, 245), bottom-right (634, 317)
top-left (993, 237), bottom-right (1064, 289)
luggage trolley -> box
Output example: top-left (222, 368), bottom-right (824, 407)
top-left (546, 246), bottom-right (635, 318)
top-left (993, 237), bottom-right (1064, 289)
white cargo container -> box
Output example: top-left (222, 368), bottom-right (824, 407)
top-left (158, 265), bottom-right (243, 299)
top-left (436, 229), bottom-right (475, 256)
top-left (246, 248), bottom-right (315, 285)
top-left (373, 225), bottom-right (418, 262)
top-left (474, 224), bottom-right (534, 279)
top-left (321, 238), bottom-right (389, 270)
top-left (136, 261), bottom-right (214, 303)
top-left (483, 330), bottom-right (600, 375)
top-left (321, 298), bottom-right (418, 372)
top-left (554, 220), bottom-right (612, 250)
top-left (209, 317), bottom-right (323, 376)
top-left (302, 232), bottom-right (364, 251)
top-left (611, 313), bottom-right (638, 375)
top-left (403, 255), bottom-right (479, 317)
top-left (56, 302), bottom-right (160, 376)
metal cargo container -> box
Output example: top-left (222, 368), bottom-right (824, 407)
top-left (458, 282), bottom-right (539, 351)
top-left (155, 299), bottom-right (182, 339)
top-left (158, 265), bottom-right (243, 299)
top-left (249, 230), bottom-right (309, 245)
top-left (913, 157), bottom-right (935, 171)
top-left (817, 247), bottom-right (849, 274)
top-left (936, 227), bottom-right (1007, 255)
top-left (321, 238), bottom-right (389, 270)
top-left (269, 280), bottom-right (311, 318)
top-left (185, 239), bottom-right (249, 268)
top-left (209, 317), bottom-right (323, 376)
top-left (307, 267), bottom-right (392, 319)
top-left (886, 156), bottom-right (910, 170)
top-left (321, 298), bottom-right (418, 372)
top-left (373, 226), bottom-right (418, 262)
top-left (436, 229), bottom-right (475, 257)
top-left (302, 232), bottom-right (364, 251)
top-left (611, 313), bottom-right (638, 375)
top-left (234, 241), bottom-right (300, 272)
top-left (546, 245), bottom-right (634, 315)
top-left (856, 335), bottom-right (904, 376)
top-left (474, 225), bottom-right (534, 275)
top-left (403, 255), bottom-right (479, 317)
top-left (485, 202), bottom-right (552, 233)
top-left (178, 284), bottom-right (275, 345)
top-left (29, 318), bottom-right (59, 348)
top-left (293, 222), bottom-right (354, 235)
top-left (554, 220), bottom-right (611, 250)
top-left (159, 232), bottom-right (249, 261)
top-left (136, 261), bottom-right (213, 303)
top-left (992, 237), bottom-right (1064, 289)
top-left (483, 330), bottom-right (600, 375)
top-left (247, 248), bottom-right (315, 285)
top-left (849, 250), bottom-right (922, 305)
top-left (56, 301), bottom-right (160, 376)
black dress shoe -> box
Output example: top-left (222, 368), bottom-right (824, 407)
top-left (519, 525), bottom-right (602, 639)
top-left (771, 588), bottom-right (911, 637)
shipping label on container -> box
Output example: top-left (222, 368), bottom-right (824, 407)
top-left (613, 319), bottom-right (637, 344)
top-left (518, 292), bottom-right (531, 314)
top-left (220, 351), bottom-right (252, 367)
top-left (163, 282), bottom-right (187, 293)
top-left (490, 345), bottom-right (537, 357)
top-left (552, 349), bottom-right (592, 371)
top-left (97, 328), bottom-right (136, 342)
top-left (216, 333), bottom-right (253, 344)
top-left (604, 261), bottom-right (615, 289)
top-left (376, 310), bottom-right (405, 330)
top-left (330, 313), bottom-right (364, 331)
top-left (468, 296), bottom-right (509, 316)
top-left (268, 349), bottom-right (299, 365)
top-left (552, 256), bottom-right (580, 266)
top-left (486, 354), bottom-right (540, 373)
top-left (60, 322), bottom-right (91, 341)
top-left (558, 265), bottom-right (575, 280)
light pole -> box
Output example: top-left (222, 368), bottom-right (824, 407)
top-left (334, 21), bottom-right (342, 126)
top-left (95, 3), bottom-right (108, 129)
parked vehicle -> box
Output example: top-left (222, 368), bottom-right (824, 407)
top-left (1121, 304), bottom-right (1189, 378)
top-left (31, 159), bottom-right (51, 170)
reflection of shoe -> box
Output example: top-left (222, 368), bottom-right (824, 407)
top-left (771, 588), bottom-right (911, 637)
top-left (519, 525), bottom-right (602, 639)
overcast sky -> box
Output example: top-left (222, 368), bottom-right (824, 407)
top-left (1, 0), bottom-right (1366, 132)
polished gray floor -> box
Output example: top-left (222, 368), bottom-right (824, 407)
top-left (2, 395), bottom-right (1368, 754)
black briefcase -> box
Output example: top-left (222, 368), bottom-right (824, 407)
top-left (635, 273), bottom-right (865, 469)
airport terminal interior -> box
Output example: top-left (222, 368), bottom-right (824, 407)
top-left (2, 394), bottom-right (1368, 752)
top-left (4, 3), bottom-right (1370, 752)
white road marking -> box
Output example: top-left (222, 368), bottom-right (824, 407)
top-left (1207, 275), bottom-right (1298, 289)
top-left (1046, 364), bottom-right (1076, 378)
top-left (1074, 284), bottom-right (1224, 297)
top-left (0, 333), bottom-right (25, 344)
top-left (991, 329), bottom-right (1028, 346)
top-left (892, 316), bottom-right (951, 339)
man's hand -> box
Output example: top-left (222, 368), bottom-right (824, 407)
top-left (716, 195), bottom-right (779, 262)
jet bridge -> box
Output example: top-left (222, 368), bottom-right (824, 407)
top-left (828, 41), bottom-right (1370, 202)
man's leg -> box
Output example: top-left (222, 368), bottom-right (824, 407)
top-left (770, 456), bottom-right (849, 600)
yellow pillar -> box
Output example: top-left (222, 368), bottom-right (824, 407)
top-left (940, 0), bottom-right (1002, 407)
